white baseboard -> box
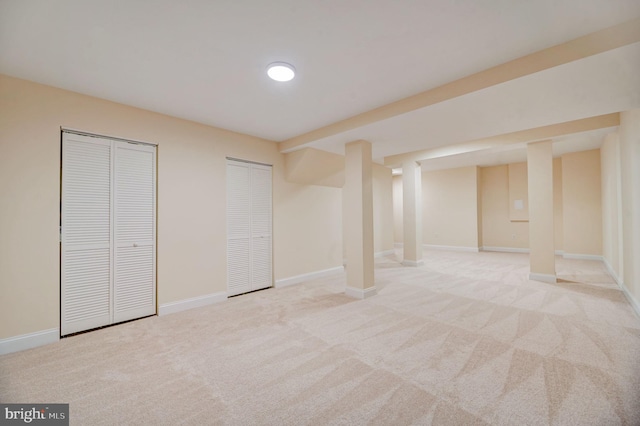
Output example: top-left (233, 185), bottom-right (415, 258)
top-left (402, 259), bottom-right (425, 267)
top-left (345, 285), bottom-right (377, 299)
top-left (275, 266), bottom-right (344, 288)
top-left (482, 246), bottom-right (528, 253)
top-left (375, 249), bottom-right (395, 258)
top-left (529, 273), bottom-right (557, 283)
top-left (562, 253), bottom-right (603, 261)
top-left (482, 247), bottom-right (565, 256)
top-left (158, 291), bottom-right (228, 316)
top-left (604, 258), bottom-right (640, 319)
top-left (424, 244), bottom-right (479, 252)
top-left (0, 328), bottom-right (59, 355)
top-left (482, 246), bottom-right (530, 253)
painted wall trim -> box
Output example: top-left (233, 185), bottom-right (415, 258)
top-left (275, 266), bottom-right (344, 288)
top-left (604, 258), bottom-right (640, 319)
top-left (482, 246), bottom-right (530, 253)
top-left (158, 291), bottom-right (228, 316)
top-left (345, 285), bottom-right (377, 299)
top-left (375, 249), bottom-right (395, 258)
top-left (0, 328), bottom-right (59, 355)
top-left (424, 244), bottom-right (479, 253)
top-left (402, 259), bottom-right (425, 267)
top-left (62, 127), bottom-right (158, 147)
top-left (482, 246), bottom-right (565, 256)
top-left (562, 253), bottom-right (604, 261)
top-left (529, 273), bottom-right (557, 283)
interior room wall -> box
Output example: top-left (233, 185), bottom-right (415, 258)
top-left (284, 147), bottom-right (344, 188)
top-left (600, 132), bottom-right (623, 281)
top-left (0, 74), bottom-right (343, 341)
top-left (372, 164), bottom-right (394, 254)
top-left (619, 109), bottom-right (640, 310)
top-left (480, 165), bottom-right (530, 249)
top-left (476, 167), bottom-right (483, 248)
top-left (561, 149), bottom-right (603, 256)
top-left (342, 163), bottom-right (394, 260)
top-left (508, 162), bottom-right (529, 222)
top-left (422, 166), bottom-right (480, 249)
top-left (481, 159), bottom-right (564, 252)
top-left (553, 158), bottom-right (564, 251)
top-left (392, 175), bottom-right (403, 244)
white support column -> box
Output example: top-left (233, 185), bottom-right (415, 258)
top-left (402, 160), bottom-right (423, 266)
top-left (619, 109), bottom-right (640, 312)
top-left (344, 140), bottom-right (376, 299)
top-left (527, 140), bottom-right (556, 283)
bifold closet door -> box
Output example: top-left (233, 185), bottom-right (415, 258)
top-left (113, 142), bottom-right (156, 323)
top-left (226, 160), bottom-right (272, 297)
top-left (61, 133), bottom-right (156, 336)
top-left (249, 164), bottom-right (272, 292)
top-left (61, 134), bottom-right (113, 335)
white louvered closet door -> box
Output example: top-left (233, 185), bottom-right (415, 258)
top-left (227, 161), bottom-right (252, 296)
top-left (226, 160), bottom-right (272, 296)
top-left (250, 164), bottom-right (272, 291)
top-left (113, 142), bottom-right (156, 323)
top-left (62, 132), bottom-right (156, 336)
top-left (61, 134), bottom-right (112, 335)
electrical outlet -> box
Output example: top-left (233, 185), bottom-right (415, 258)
top-left (512, 234), bottom-right (516, 240)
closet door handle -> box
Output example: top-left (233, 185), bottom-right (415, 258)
top-left (133, 243), bottom-right (138, 247)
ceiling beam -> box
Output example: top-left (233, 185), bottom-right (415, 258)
top-left (383, 113), bottom-right (620, 167)
top-left (279, 17), bottom-right (639, 153)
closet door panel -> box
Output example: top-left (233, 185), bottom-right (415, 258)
top-left (227, 161), bottom-right (251, 296)
top-left (250, 165), bottom-right (272, 291)
top-left (61, 135), bottom-right (112, 335)
top-left (113, 143), bottom-right (156, 323)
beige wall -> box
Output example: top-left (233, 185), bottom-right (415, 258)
top-left (476, 167), bottom-right (483, 248)
top-left (619, 109), bottom-right (640, 308)
top-left (422, 166), bottom-right (480, 249)
top-left (372, 164), bottom-right (394, 254)
top-left (553, 158), bottom-right (564, 250)
top-left (600, 110), bottom-right (640, 313)
top-left (601, 133), bottom-right (623, 279)
top-left (342, 163), bottom-right (394, 259)
top-left (481, 165), bottom-right (531, 249)
top-left (396, 151), bottom-right (599, 257)
top-left (0, 74), bottom-right (343, 340)
top-left (561, 149), bottom-right (602, 256)
top-left (392, 175), bottom-right (403, 244)
top-left (508, 162), bottom-right (529, 222)
top-left (482, 158), bottom-right (566, 252)
top-left (284, 148), bottom-right (344, 188)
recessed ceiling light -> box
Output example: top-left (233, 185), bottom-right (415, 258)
top-left (267, 62), bottom-right (295, 82)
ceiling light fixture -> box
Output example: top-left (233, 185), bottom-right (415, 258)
top-left (267, 62), bottom-right (295, 82)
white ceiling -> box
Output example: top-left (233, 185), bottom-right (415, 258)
top-left (1, 0), bottom-right (639, 166)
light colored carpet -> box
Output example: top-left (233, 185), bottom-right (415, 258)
top-left (1, 250), bottom-right (639, 425)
